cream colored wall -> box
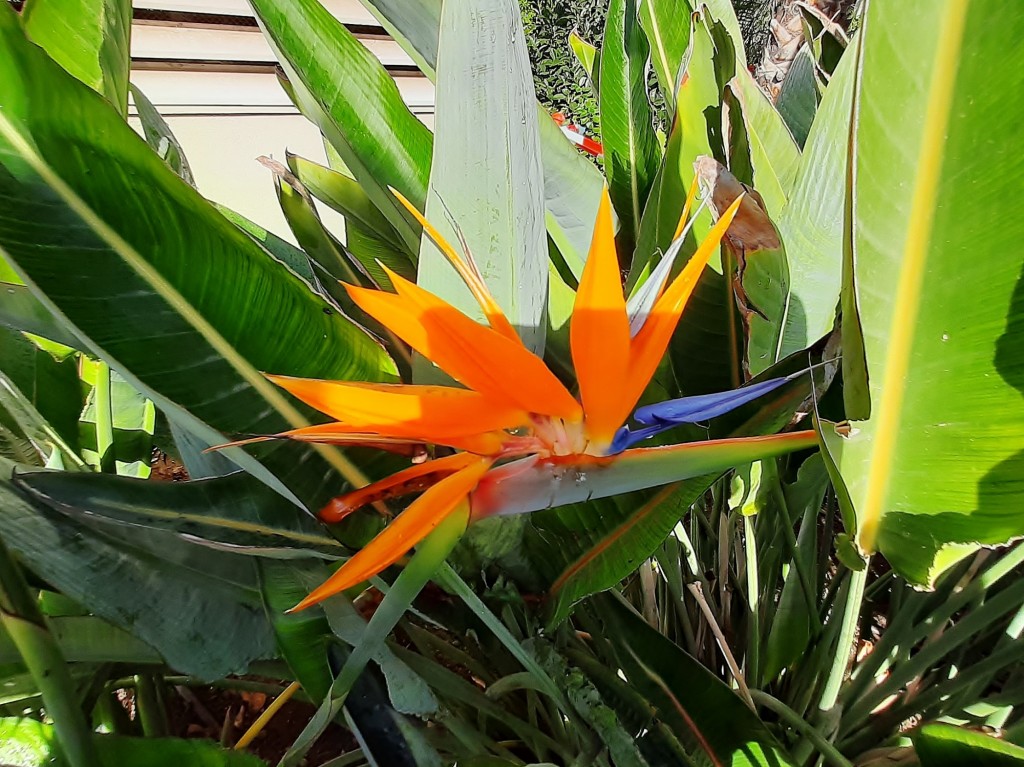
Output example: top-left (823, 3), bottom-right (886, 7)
top-left (152, 113), bottom-right (344, 240)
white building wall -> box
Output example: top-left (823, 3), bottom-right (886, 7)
top-left (129, 0), bottom-right (434, 241)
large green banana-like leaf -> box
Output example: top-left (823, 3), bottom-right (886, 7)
top-left (0, 458), bottom-right (274, 680)
top-left (14, 468), bottom-right (343, 558)
top-left (638, 0), bottom-right (692, 116)
top-left (250, 0), bottom-right (431, 254)
top-left (0, 8), bottom-right (395, 508)
top-left (416, 0), bottom-right (548, 355)
top-left (20, 0), bottom-right (131, 116)
top-left (823, 0), bottom-right (1024, 585)
top-left (0, 717), bottom-right (267, 767)
top-left (774, 41), bottom-right (859, 361)
top-left (600, 0), bottom-right (661, 249)
top-left (587, 594), bottom-right (794, 766)
top-left (356, 0), bottom-right (604, 271)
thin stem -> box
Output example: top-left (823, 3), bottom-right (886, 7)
top-left (743, 514), bottom-right (760, 685)
top-left (94, 361), bottom-right (116, 473)
top-left (134, 673), bottom-right (168, 737)
top-left (819, 563), bottom-right (867, 712)
top-left (750, 690), bottom-right (853, 767)
top-left (0, 536), bottom-right (98, 766)
top-left (234, 680), bottom-right (300, 750)
top-left (687, 582), bottom-right (754, 709)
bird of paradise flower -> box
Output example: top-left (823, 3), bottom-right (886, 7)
top-left (231, 180), bottom-right (816, 611)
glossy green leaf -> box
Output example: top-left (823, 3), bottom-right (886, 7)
top-left (250, 0), bottom-right (431, 254)
top-left (0, 9), bottom-right (395, 509)
top-left (639, 0), bottom-right (691, 114)
top-left (824, 1), bottom-right (1024, 585)
top-left (79, 361), bottom-right (154, 478)
top-left (0, 458), bottom-right (274, 680)
top-left (0, 282), bottom-right (82, 349)
top-left (14, 466), bottom-right (343, 558)
top-left (699, 0), bottom-right (747, 69)
top-left (416, 0), bottom-right (548, 355)
top-left (600, 0), bottom-right (661, 249)
top-left (774, 42), bottom-right (859, 361)
top-left (21, 0), bottom-right (131, 116)
top-left (727, 69), bottom-right (800, 219)
top-left (129, 84), bottom-right (195, 185)
top-left (568, 31), bottom-right (598, 83)
top-left (259, 561), bottom-right (333, 702)
top-left (0, 717), bottom-right (267, 767)
top-left (775, 45), bottom-right (820, 149)
top-left (357, 0), bottom-right (604, 272)
top-left (590, 594), bottom-right (794, 766)
top-left (915, 723), bottom-right (1024, 766)
top-left (286, 152), bottom-right (409, 258)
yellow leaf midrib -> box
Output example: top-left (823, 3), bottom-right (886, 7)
top-left (857, 0), bottom-right (971, 552)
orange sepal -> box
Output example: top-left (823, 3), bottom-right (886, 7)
top-left (265, 375), bottom-right (527, 441)
top-left (290, 456), bottom-right (492, 611)
top-left (622, 194), bottom-right (745, 413)
top-left (243, 420), bottom-right (506, 456)
top-left (389, 187), bottom-right (520, 343)
top-left (346, 272), bottom-right (582, 421)
top-left (320, 452), bottom-right (481, 523)
top-left (570, 187), bottom-right (631, 448)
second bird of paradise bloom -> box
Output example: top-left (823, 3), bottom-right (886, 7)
top-left (242, 180), bottom-right (805, 612)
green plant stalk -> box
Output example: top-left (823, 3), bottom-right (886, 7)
top-left (770, 480), bottom-right (824, 633)
top-left (434, 563), bottom-right (566, 707)
top-left (134, 673), bottom-right (168, 737)
top-left (743, 514), bottom-right (761, 685)
top-left (843, 544), bottom-right (1024, 708)
top-left (280, 507), bottom-right (470, 767)
top-left (0, 535), bottom-right (99, 766)
top-left (839, 637), bottom-right (1024, 754)
top-left (94, 360), bottom-right (116, 473)
top-left (844, 573), bottom-right (1024, 728)
top-left (819, 564), bottom-right (867, 712)
top-left (750, 690), bottom-right (853, 767)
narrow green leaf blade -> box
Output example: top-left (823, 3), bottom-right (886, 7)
top-left (250, 0), bottom-right (432, 253)
top-left (591, 594), bottom-right (794, 766)
top-left (600, 0), bottom-right (661, 248)
top-left (639, 0), bottom-right (692, 114)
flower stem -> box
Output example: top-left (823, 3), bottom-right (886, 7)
top-left (0, 536), bottom-right (98, 766)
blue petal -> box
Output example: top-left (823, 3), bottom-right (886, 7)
top-left (609, 372), bottom-right (805, 453)
top-left (635, 374), bottom-right (799, 425)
